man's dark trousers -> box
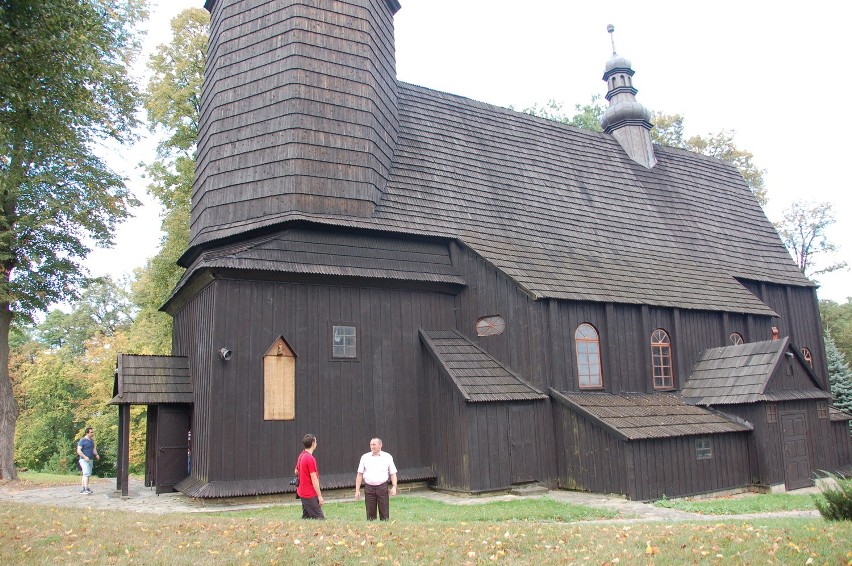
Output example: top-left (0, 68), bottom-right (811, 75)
top-left (364, 482), bottom-right (390, 520)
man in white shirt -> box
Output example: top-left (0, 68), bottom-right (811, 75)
top-left (354, 437), bottom-right (398, 520)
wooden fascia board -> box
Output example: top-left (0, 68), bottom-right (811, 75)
top-left (160, 269), bottom-right (216, 316)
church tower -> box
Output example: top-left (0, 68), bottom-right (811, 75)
top-left (186, 0), bottom-right (402, 259)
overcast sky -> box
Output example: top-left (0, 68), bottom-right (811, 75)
top-left (87, 0), bottom-right (851, 302)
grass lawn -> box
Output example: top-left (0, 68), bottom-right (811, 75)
top-left (2, 473), bottom-right (849, 564)
top-left (1, 502), bottom-right (849, 564)
top-left (654, 493), bottom-right (818, 515)
top-left (0, 471), bottom-right (119, 490)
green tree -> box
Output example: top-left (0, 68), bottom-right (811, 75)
top-left (826, 333), bottom-right (852, 429)
top-left (776, 201), bottom-right (848, 278)
top-left (0, 0), bottom-right (147, 479)
top-left (520, 95), bottom-right (605, 131)
top-left (37, 277), bottom-right (135, 355)
top-left (14, 352), bottom-right (86, 473)
top-left (128, 7), bottom-right (208, 354)
top-left (821, 299), bottom-right (852, 366)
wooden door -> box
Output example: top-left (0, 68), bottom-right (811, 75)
top-left (155, 405), bottom-right (192, 494)
top-left (781, 411), bottom-right (812, 490)
top-left (509, 405), bottom-right (537, 484)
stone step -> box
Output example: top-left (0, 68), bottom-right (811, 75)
top-left (509, 484), bottom-right (549, 496)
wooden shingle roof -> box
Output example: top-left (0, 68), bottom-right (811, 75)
top-left (179, 82), bottom-right (811, 315)
top-left (167, 228), bottom-right (465, 311)
top-left (830, 407), bottom-right (852, 422)
top-left (681, 338), bottom-right (830, 405)
top-left (419, 329), bottom-right (547, 403)
top-left (111, 354), bottom-right (193, 405)
top-left (550, 389), bottom-right (752, 441)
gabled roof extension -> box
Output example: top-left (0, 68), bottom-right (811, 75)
top-left (682, 338), bottom-right (830, 405)
top-left (550, 389), bottom-right (752, 440)
top-left (111, 354), bottom-right (193, 405)
top-left (419, 329), bottom-right (547, 403)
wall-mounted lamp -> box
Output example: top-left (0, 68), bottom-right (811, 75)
top-left (784, 351), bottom-right (794, 359)
top-left (219, 347), bottom-right (232, 361)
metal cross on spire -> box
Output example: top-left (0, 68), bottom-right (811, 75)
top-left (607, 24), bottom-right (616, 55)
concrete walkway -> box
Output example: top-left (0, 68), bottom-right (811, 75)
top-left (0, 477), bottom-right (821, 522)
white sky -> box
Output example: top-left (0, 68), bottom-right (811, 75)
top-left (87, 0), bottom-right (851, 303)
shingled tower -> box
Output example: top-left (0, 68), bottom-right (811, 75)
top-left (187, 0), bottom-right (401, 258)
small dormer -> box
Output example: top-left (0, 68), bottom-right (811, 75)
top-left (600, 25), bottom-right (656, 169)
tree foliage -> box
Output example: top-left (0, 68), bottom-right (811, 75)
top-left (0, 0), bottom-right (147, 479)
top-left (825, 332), bottom-right (852, 421)
top-left (520, 96), bottom-right (605, 132)
top-left (13, 351), bottom-right (85, 473)
top-left (129, 7), bottom-right (208, 354)
top-left (776, 201), bottom-right (848, 278)
top-left (821, 299), bottom-right (852, 367)
top-left (13, 278), bottom-right (146, 475)
top-left (37, 277), bottom-right (134, 355)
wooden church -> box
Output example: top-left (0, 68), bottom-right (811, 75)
top-left (111, 0), bottom-right (852, 500)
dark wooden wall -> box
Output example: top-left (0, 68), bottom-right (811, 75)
top-left (724, 400), bottom-right (836, 488)
top-left (450, 246), bottom-right (552, 391)
top-left (554, 406), bottom-right (630, 495)
top-left (422, 352), bottom-right (470, 490)
top-left (626, 433), bottom-right (751, 501)
top-left (174, 276), bottom-right (455, 487)
top-left (555, 407), bottom-right (749, 501)
top-left (422, 345), bottom-right (555, 493)
top-left (449, 246), bottom-right (778, 398)
top-left (553, 405), bottom-right (750, 501)
top-left (740, 281), bottom-right (827, 387)
top-left (172, 283), bottom-right (215, 482)
top-left (831, 421), bottom-right (852, 471)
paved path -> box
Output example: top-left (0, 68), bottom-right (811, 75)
top-left (0, 478), bottom-right (820, 522)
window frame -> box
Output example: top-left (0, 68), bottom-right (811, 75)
top-left (330, 322), bottom-right (359, 361)
top-left (695, 437), bottom-right (713, 460)
top-left (801, 347), bottom-right (813, 368)
top-left (575, 323), bottom-right (604, 389)
top-left (729, 332), bottom-right (744, 345)
top-left (817, 402), bottom-right (829, 419)
top-left (766, 404), bottom-right (778, 424)
top-left (651, 328), bottom-right (674, 390)
top-left (476, 315), bottom-right (506, 337)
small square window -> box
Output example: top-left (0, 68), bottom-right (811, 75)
top-left (817, 402), bottom-right (829, 419)
top-left (696, 437), bottom-right (712, 460)
top-left (766, 404), bottom-right (778, 424)
top-left (332, 325), bottom-right (357, 358)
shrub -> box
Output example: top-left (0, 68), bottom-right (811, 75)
top-left (813, 474), bottom-right (852, 521)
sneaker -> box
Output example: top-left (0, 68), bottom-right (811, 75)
top-left (80, 488), bottom-right (87, 494)
top-left (84, 489), bottom-right (93, 494)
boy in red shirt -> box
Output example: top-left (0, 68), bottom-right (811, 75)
top-left (294, 434), bottom-right (324, 519)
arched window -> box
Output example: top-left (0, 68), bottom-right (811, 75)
top-left (729, 332), bottom-right (744, 345)
top-left (801, 347), bottom-right (813, 368)
top-left (651, 329), bottom-right (674, 389)
top-left (575, 323), bottom-right (603, 388)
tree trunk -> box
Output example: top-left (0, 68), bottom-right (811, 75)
top-left (0, 304), bottom-right (19, 479)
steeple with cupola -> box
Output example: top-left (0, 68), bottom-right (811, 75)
top-left (600, 25), bottom-right (656, 168)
